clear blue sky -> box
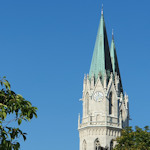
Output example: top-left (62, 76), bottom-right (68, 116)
top-left (0, 0), bottom-right (150, 149)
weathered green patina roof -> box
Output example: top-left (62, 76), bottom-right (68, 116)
top-left (110, 32), bottom-right (117, 74)
top-left (89, 9), bottom-right (112, 81)
top-left (110, 32), bottom-right (123, 92)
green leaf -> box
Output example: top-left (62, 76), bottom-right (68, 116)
top-left (22, 134), bottom-right (26, 141)
top-left (3, 112), bottom-right (7, 119)
top-left (18, 119), bottom-right (22, 125)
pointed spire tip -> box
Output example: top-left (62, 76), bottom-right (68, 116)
top-left (101, 4), bottom-right (103, 15)
top-left (112, 29), bottom-right (114, 40)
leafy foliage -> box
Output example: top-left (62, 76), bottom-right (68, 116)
top-left (114, 126), bottom-right (150, 150)
top-left (0, 77), bottom-right (37, 150)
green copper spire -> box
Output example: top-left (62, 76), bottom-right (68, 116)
top-left (89, 7), bottom-right (112, 81)
top-left (110, 30), bottom-right (123, 92)
top-left (110, 30), bottom-right (116, 74)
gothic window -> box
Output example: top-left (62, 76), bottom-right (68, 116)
top-left (118, 100), bottom-right (120, 120)
top-left (109, 92), bottom-right (113, 115)
top-left (120, 110), bottom-right (124, 128)
top-left (94, 138), bottom-right (101, 150)
top-left (110, 140), bottom-right (113, 150)
top-left (120, 110), bottom-right (122, 118)
top-left (82, 140), bottom-right (86, 150)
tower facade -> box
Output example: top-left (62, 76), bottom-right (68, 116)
top-left (78, 8), bottom-right (129, 150)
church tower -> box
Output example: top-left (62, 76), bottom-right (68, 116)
top-left (78, 7), bottom-right (129, 150)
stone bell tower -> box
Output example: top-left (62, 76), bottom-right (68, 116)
top-left (78, 7), bottom-right (129, 150)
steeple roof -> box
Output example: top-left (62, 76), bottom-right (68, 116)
top-left (89, 9), bottom-right (112, 80)
top-left (110, 31), bottom-right (117, 74)
top-left (110, 32), bottom-right (123, 92)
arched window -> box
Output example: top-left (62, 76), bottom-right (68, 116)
top-left (82, 140), bottom-right (86, 150)
top-left (94, 138), bottom-right (101, 150)
top-left (110, 140), bottom-right (113, 150)
top-left (109, 92), bottom-right (113, 115)
top-left (120, 110), bottom-right (124, 128)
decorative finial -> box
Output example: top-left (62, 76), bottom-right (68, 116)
top-left (112, 29), bottom-right (114, 40)
top-left (101, 4), bottom-right (103, 15)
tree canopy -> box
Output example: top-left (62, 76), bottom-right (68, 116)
top-left (0, 77), bottom-right (37, 150)
top-left (114, 126), bottom-right (150, 150)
